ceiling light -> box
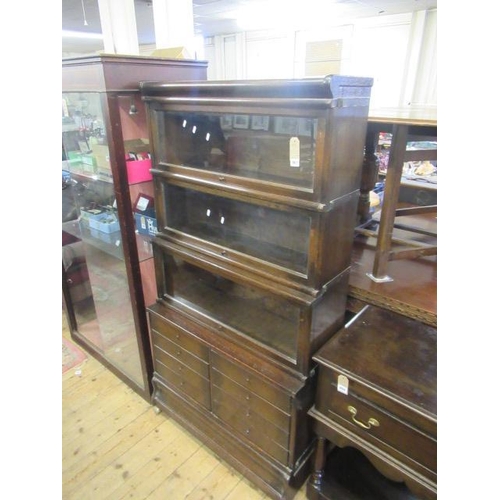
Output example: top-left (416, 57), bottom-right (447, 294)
top-left (81, 0), bottom-right (89, 26)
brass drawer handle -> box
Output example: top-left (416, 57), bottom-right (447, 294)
top-left (347, 405), bottom-right (380, 430)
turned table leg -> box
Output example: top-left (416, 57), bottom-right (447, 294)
top-left (358, 126), bottom-right (380, 226)
top-left (311, 436), bottom-right (328, 488)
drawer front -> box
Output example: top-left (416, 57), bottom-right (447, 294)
top-left (211, 367), bottom-right (290, 431)
top-left (316, 364), bottom-right (437, 436)
top-left (211, 351), bottom-right (291, 412)
top-left (212, 387), bottom-right (289, 464)
top-left (150, 313), bottom-right (209, 362)
top-left (152, 330), bottom-right (209, 379)
top-left (317, 374), bottom-right (436, 472)
top-left (155, 358), bottom-right (210, 410)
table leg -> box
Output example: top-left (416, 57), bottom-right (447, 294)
top-left (358, 127), bottom-right (380, 225)
top-left (368, 124), bottom-right (408, 282)
top-left (310, 436), bottom-right (328, 488)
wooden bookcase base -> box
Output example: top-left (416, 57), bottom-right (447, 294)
top-left (152, 376), bottom-right (314, 500)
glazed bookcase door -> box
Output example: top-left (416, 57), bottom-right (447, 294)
top-left (62, 54), bottom-right (208, 400)
top-left (151, 238), bottom-right (350, 374)
top-left (153, 177), bottom-right (359, 292)
top-left (152, 109), bottom-right (320, 191)
top-left (62, 90), bottom-right (150, 394)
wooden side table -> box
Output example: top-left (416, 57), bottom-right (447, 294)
top-left (307, 305), bottom-right (437, 500)
top-left (358, 108), bottom-right (437, 283)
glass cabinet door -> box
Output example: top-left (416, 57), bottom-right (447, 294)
top-left (152, 110), bottom-right (319, 189)
top-left (162, 183), bottom-right (312, 274)
top-left (159, 251), bottom-right (301, 360)
top-left (62, 91), bottom-right (145, 391)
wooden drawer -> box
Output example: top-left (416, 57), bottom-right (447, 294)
top-left (317, 372), bottom-right (436, 472)
top-left (317, 367), bottom-right (437, 439)
top-left (150, 312), bottom-right (209, 362)
top-left (212, 387), bottom-right (289, 464)
top-left (211, 351), bottom-right (291, 413)
top-left (211, 366), bottom-right (290, 431)
top-left (152, 329), bottom-right (209, 379)
top-left (155, 358), bottom-right (210, 409)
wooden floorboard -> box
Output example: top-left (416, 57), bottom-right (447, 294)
top-left (62, 313), bottom-right (308, 500)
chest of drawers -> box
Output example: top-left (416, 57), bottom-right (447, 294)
top-left (149, 302), bottom-right (315, 499)
top-left (307, 305), bottom-right (437, 499)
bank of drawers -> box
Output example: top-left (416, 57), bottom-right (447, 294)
top-left (211, 352), bottom-right (291, 464)
top-left (150, 312), bottom-right (294, 465)
top-left (150, 314), bottom-right (210, 410)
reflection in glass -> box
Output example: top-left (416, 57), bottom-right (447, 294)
top-left (62, 91), bottom-right (144, 389)
top-left (164, 184), bottom-right (311, 273)
top-left (155, 111), bottom-right (317, 188)
top-left (163, 254), bottom-right (300, 358)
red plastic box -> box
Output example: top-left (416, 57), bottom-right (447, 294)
top-left (126, 159), bottom-right (152, 184)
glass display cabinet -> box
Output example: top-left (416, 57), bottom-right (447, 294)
top-left (61, 54), bottom-right (207, 400)
top-left (141, 76), bottom-right (373, 499)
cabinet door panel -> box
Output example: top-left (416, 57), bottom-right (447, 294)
top-left (162, 183), bottom-right (311, 275)
top-left (154, 111), bottom-right (318, 190)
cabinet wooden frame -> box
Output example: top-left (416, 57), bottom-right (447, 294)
top-left (141, 76), bottom-right (373, 499)
top-left (152, 172), bottom-right (360, 293)
top-left (141, 76), bottom-right (373, 206)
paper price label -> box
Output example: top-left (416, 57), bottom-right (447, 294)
top-left (337, 375), bottom-right (349, 395)
top-left (136, 196), bottom-right (149, 211)
top-left (289, 137), bottom-right (300, 167)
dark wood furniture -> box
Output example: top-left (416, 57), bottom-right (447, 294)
top-left (357, 108), bottom-right (437, 283)
top-left (141, 76), bottom-right (373, 499)
top-left (307, 305), bottom-right (437, 500)
top-left (62, 54), bottom-right (207, 400)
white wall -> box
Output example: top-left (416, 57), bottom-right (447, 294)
top-left (203, 9), bottom-right (437, 109)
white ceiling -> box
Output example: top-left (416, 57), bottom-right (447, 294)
top-left (62, 0), bottom-right (437, 54)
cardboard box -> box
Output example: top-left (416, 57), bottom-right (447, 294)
top-left (134, 213), bottom-right (158, 237)
top-left (124, 139), bottom-right (150, 155)
top-left (151, 46), bottom-right (193, 59)
top-left (127, 159), bottom-right (152, 184)
top-left (92, 144), bottom-right (110, 170)
top-left (133, 193), bottom-right (157, 236)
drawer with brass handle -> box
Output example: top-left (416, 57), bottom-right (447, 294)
top-left (321, 385), bottom-right (436, 473)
